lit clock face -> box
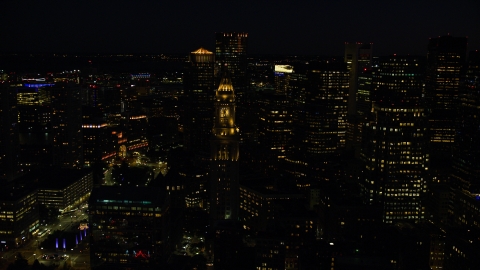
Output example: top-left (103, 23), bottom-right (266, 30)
top-left (221, 108), bottom-right (228, 117)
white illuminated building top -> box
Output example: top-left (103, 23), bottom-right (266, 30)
top-left (274, 65), bottom-right (294, 73)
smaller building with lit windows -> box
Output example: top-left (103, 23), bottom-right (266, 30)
top-left (122, 113), bottom-right (149, 152)
top-left (0, 186), bottom-right (39, 249)
top-left (239, 178), bottom-right (304, 232)
top-left (36, 168), bottom-right (93, 212)
top-left (82, 113), bottom-right (117, 166)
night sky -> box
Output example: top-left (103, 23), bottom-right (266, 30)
top-left (1, 0), bottom-right (479, 56)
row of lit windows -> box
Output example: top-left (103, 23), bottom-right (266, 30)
top-left (93, 206), bottom-right (156, 211)
top-left (92, 211), bottom-right (162, 217)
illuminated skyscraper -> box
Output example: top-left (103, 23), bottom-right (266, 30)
top-left (183, 47), bottom-right (215, 155)
top-left (361, 55), bottom-right (427, 223)
top-left (215, 32), bottom-right (248, 166)
top-left (210, 73), bottom-right (239, 221)
top-left (426, 35), bottom-right (467, 161)
top-left (274, 64), bottom-right (294, 95)
top-left (241, 64), bottom-right (292, 173)
top-left (344, 42), bottom-right (373, 152)
top-left (283, 62), bottom-right (349, 183)
top-left (357, 65), bottom-right (374, 117)
top-left (344, 42), bottom-right (373, 115)
top-left (215, 32), bottom-right (248, 102)
top-left (258, 93), bottom-right (293, 171)
top-left (305, 63), bottom-right (349, 156)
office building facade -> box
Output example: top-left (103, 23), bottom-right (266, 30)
top-left (283, 62), bottom-right (349, 183)
top-left (0, 187), bottom-right (38, 248)
top-left (344, 42), bottom-right (373, 116)
top-left (450, 51), bottom-right (480, 229)
top-left (426, 36), bottom-right (467, 161)
top-left (361, 56), bottom-right (428, 223)
top-left (89, 187), bottom-right (170, 269)
top-left (0, 80), bottom-right (20, 181)
top-left (344, 43), bottom-right (373, 152)
top-left (215, 32), bottom-right (248, 95)
top-left (183, 47), bottom-right (215, 155)
top-left (37, 169), bottom-right (93, 211)
top-left (50, 83), bottom-right (84, 168)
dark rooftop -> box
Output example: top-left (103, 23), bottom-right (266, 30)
top-left (12, 168), bottom-right (92, 190)
top-left (0, 185), bottom-right (37, 202)
top-left (89, 186), bottom-right (167, 207)
top-left (37, 168), bottom-right (92, 189)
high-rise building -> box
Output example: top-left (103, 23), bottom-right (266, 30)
top-left (210, 74), bottom-right (240, 221)
top-left (283, 62), bottom-right (349, 184)
top-left (344, 42), bottom-right (373, 116)
top-left (0, 80), bottom-right (20, 181)
top-left (215, 32), bottom-right (248, 99)
top-left (361, 55), bottom-right (428, 223)
top-left (344, 42), bottom-right (373, 152)
top-left (450, 51), bottom-right (480, 229)
top-left (50, 83), bottom-right (84, 168)
top-left (288, 72), bottom-right (308, 113)
top-left (357, 65), bottom-right (374, 117)
top-left (15, 81), bottom-right (53, 169)
top-left (183, 47), bottom-right (215, 155)
top-left (18, 104), bottom-right (53, 169)
top-left (215, 32), bottom-right (249, 162)
top-left (274, 64), bottom-right (294, 95)
top-left (82, 115), bottom-right (115, 167)
top-left (257, 93), bottom-right (293, 171)
top-left (452, 51), bottom-right (480, 193)
top-left (426, 35), bottom-right (467, 161)
top-left (304, 63), bottom-right (349, 156)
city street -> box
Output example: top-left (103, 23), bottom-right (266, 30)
top-left (104, 155), bottom-right (168, 186)
top-left (0, 204), bottom-right (90, 270)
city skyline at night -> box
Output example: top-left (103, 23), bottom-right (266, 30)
top-left (1, 2), bottom-right (480, 267)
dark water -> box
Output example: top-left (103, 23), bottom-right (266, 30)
top-left (0, 53), bottom-right (186, 73)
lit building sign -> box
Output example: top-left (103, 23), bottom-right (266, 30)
top-left (22, 78), bottom-right (46, 82)
top-left (24, 83), bottom-right (54, 88)
top-left (274, 65), bottom-right (294, 73)
top-left (79, 223), bottom-right (89, 230)
top-left (131, 73), bottom-right (150, 79)
top-left (82, 124), bottom-right (107, 129)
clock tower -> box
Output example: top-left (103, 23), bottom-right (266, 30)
top-left (210, 73), bottom-right (239, 221)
